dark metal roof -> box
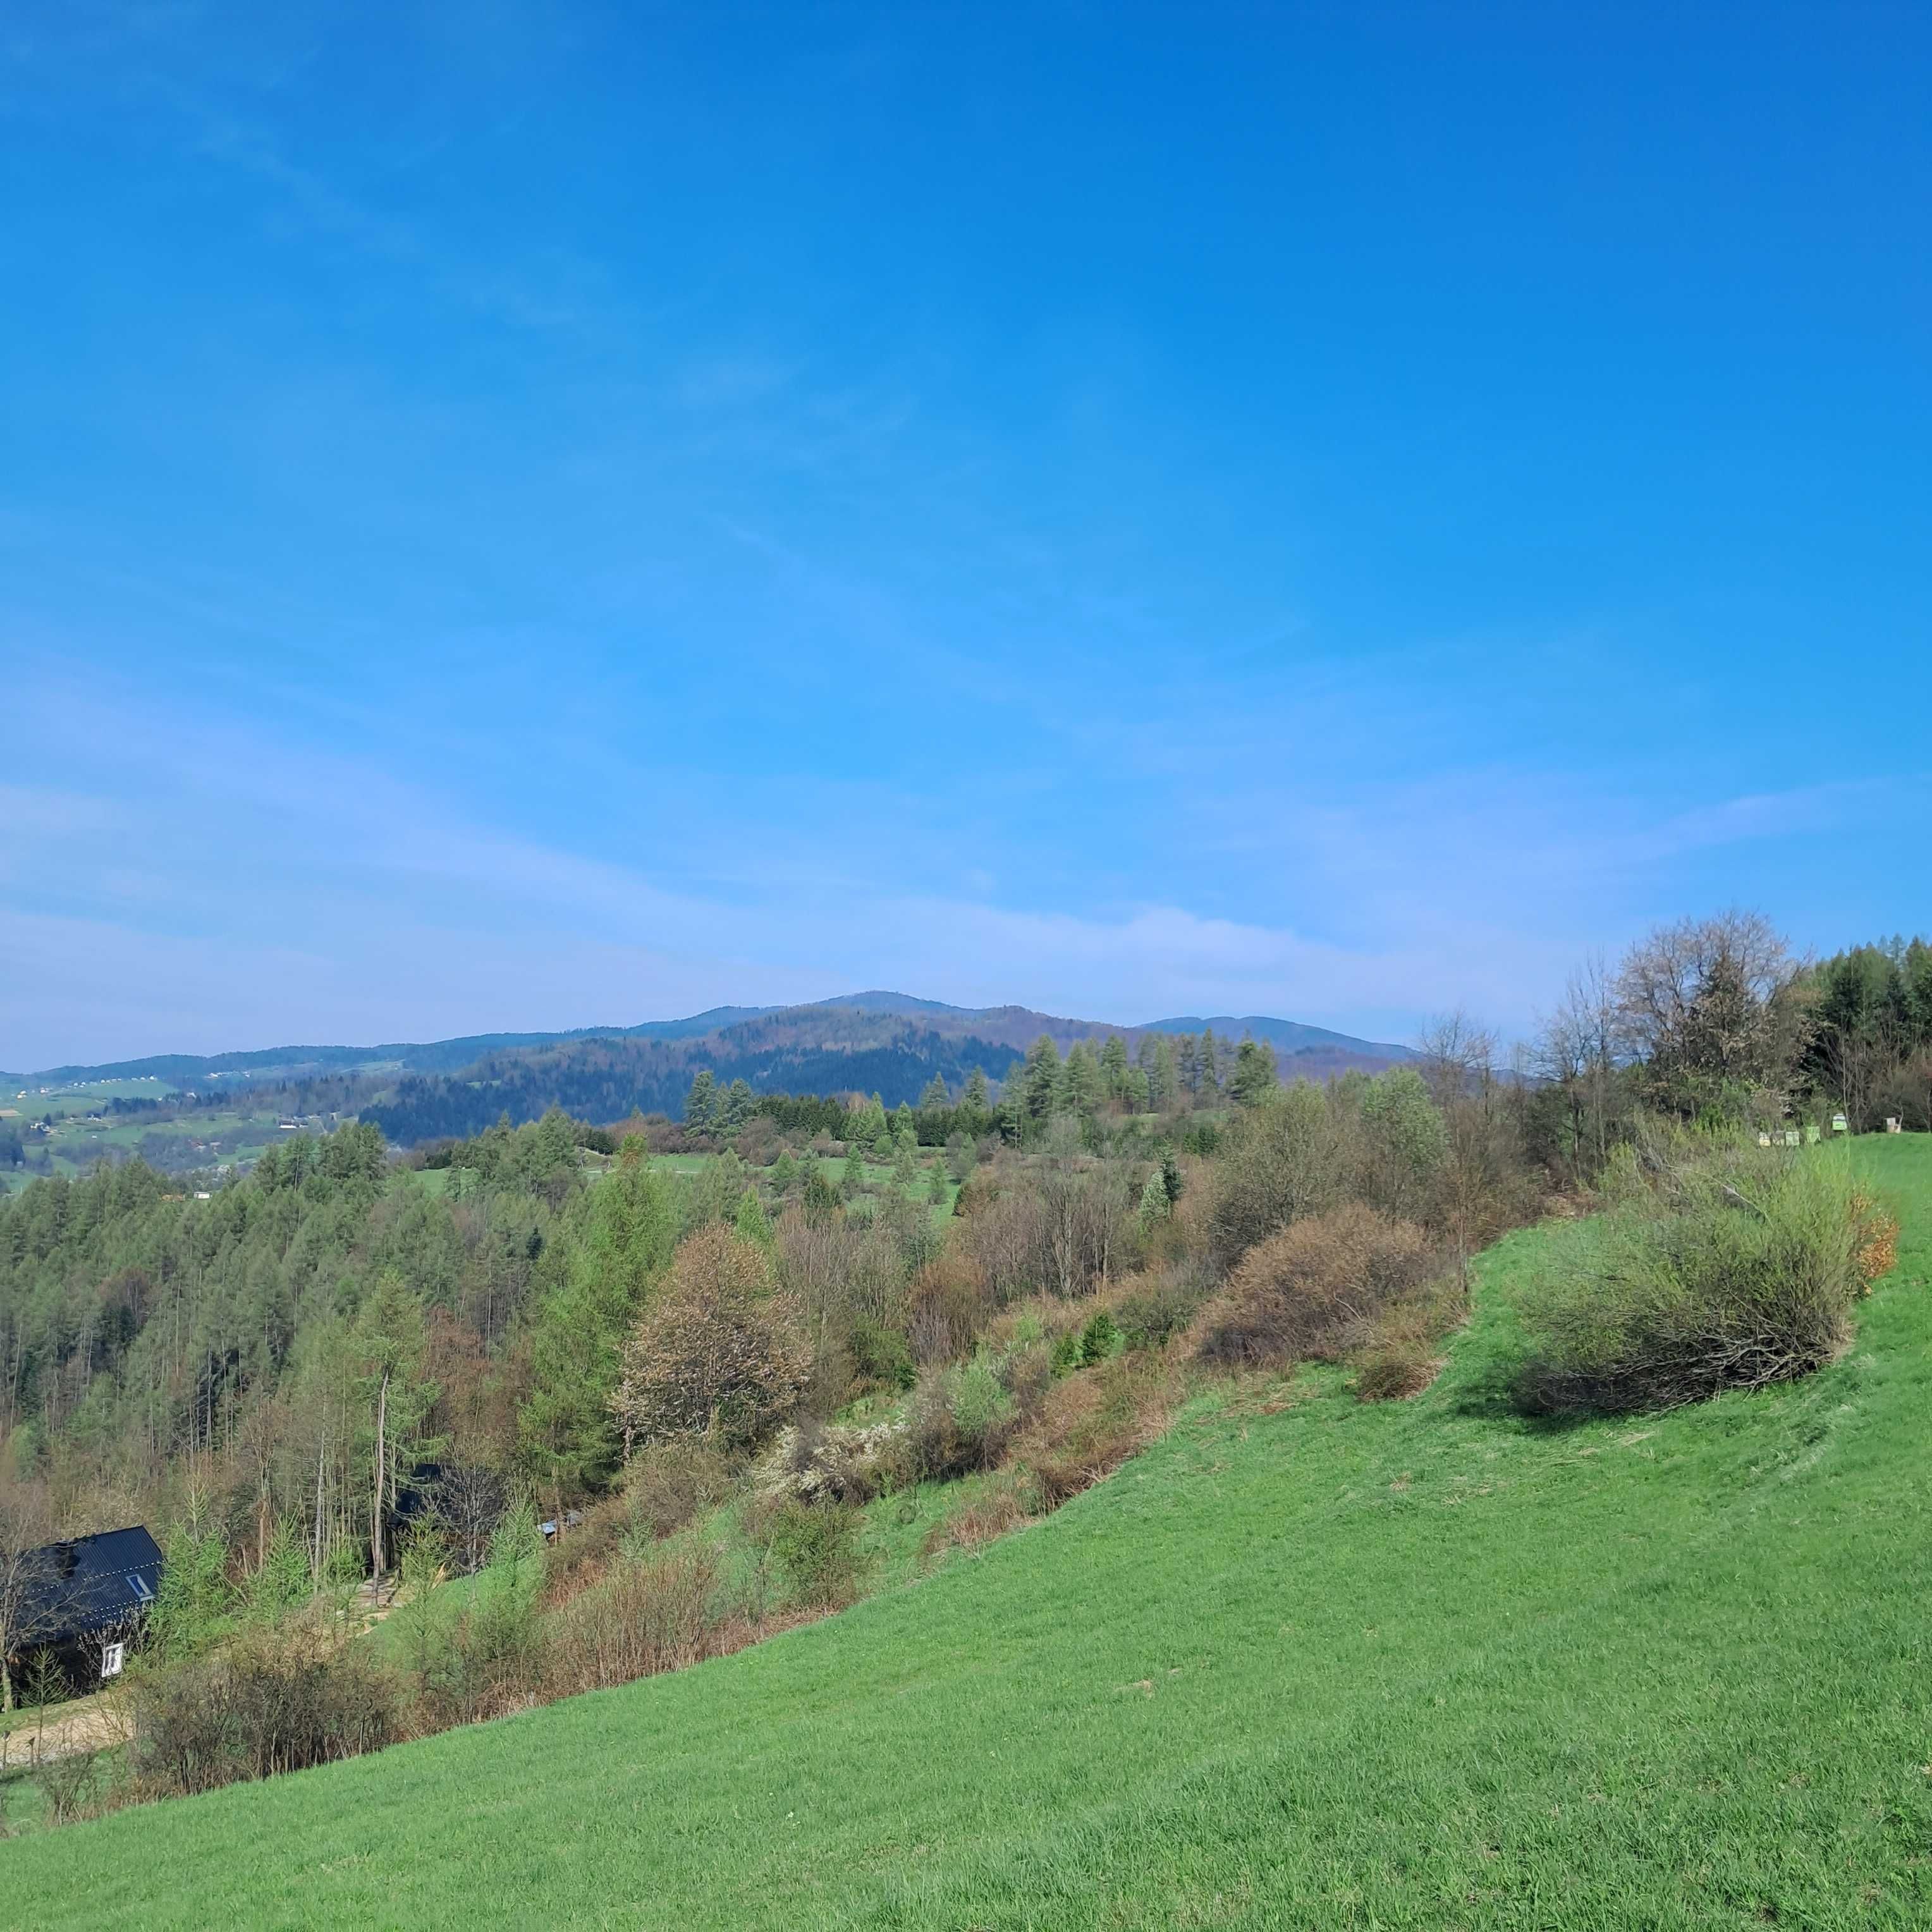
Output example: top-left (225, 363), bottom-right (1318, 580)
top-left (13, 1524), bottom-right (164, 1647)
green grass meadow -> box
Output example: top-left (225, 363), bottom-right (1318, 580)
top-left (7, 1137), bottom-right (1930, 1928)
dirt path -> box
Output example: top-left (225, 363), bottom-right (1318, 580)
top-left (0, 1693), bottom-right (127, 1768)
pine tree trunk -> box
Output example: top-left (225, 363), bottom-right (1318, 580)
top-left (371, 1369), bottom-right (389, 1581)
top-left (312, 1431), bottom-right (326, 1577)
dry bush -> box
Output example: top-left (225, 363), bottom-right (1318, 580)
top-left (877, 1355), bottom-right (1019, 1486)
top-left (907, 1250), bottom-right (991, 1364)
top-left (544, 1540), bottom-right (722, 1697)
top-left (1850, 1185), bottom-right (1899, 1289)
top-left (876, 1369), bottom-right (968, 1486)
top-left (1354, 1345), bottom-right (1440, 1402)
top-left (776, 1208), bottom-right (914, 1334)
top-left (957, 1151), bottom-right (1138, 1301)
top-left (1113, 1262), bottom-right (1211, 1350)
top-left (951, 1170), bottom-right (1001, 1219)
top-left (1155, 1165), bottom-right (1216, 1265)
top-left (961, 1181), bottom-right (1051, 1302)
top-left (1020, 1350), bottom-right (1182, 1510)
top-left (537, 1491), bottom-right (635, 1603)
top-left (611, 1225), bottom-right (809, 1452)
top-left (921, 1470), bottom-right (1032, 1559)
top-left (774, 1205), bottom-right (920, 1410)
top-left (1199, 1204), bottom-right (1439, 1370)
top-left (623, 1436), bottom-right (736, 1540)
top-left (1352, 1276), bottom-right (1467, 1402)
top-left (35, 1753), bottom-right (106, 1827)
top-left (132, 1629), bottom-right (399, 1797)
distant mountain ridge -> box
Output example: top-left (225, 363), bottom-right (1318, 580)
top-left (20, 994), bottom-right (1414, 1146)
top-left (18, 995), bottom-right (1410, 1091)
top-left (1137, 1015), bottom-right (1411, 1056)
top-left (16, 1007), bottom-right (783, 1087)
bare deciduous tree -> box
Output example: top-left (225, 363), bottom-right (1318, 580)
top-left (1415, 1011), bottom-right (1535, 1279)
top-left (0, 1483), bottom-right (65, 1714)
top-left (1533, 953), bottom-right (1622, 1185)
top-left (611, 1228), bottom-right (807, 1456)
top-left (431, 1465), bottom-right (509, 1575)
top-left (1613, 911), bottom-right (1811, 1116)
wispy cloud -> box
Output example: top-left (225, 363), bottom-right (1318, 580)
top-left (8, 642), bottom-right (1909, 1068)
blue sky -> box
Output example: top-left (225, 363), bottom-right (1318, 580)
top-left (4, 3), bottom-right (1929, 1068)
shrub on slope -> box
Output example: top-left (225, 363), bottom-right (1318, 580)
top-left (1197, 1202), bottom-right (1441, 1370)
top-left (1516, 1139), bottom-right (1897, 1415)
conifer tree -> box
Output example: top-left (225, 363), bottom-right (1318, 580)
top-left (1176, 1033), bottom-right (1201, 1096)
top-left (733, 1185), bottom-right (774, 1250)
top-left (892, 1138), bottom-right (919, 1190)
top-left (1229, 1037), bottom-right (1279, 1107)
top-left (1061, 1041), bottom-right (1103, 1116)
top-left (1154, 1036), bottom-right (1180, 1109)
top-left (685, 1149), bottom-right (747, 1231)
top-left (1138, 1169), bottom-right (1170, 1227)
top-left (1020, 1036), bottom-right (1061, 1125)
top-left (517, 1157), bottom-right (676, 1490)
top-left (246, 1514), bottom-right (312, 1624)
top-left (356, 1271), bottom-right (442, 1580)
top-left (802, 1161), bottom-right (840, 1229)
top-left (683, 1069), bottom-right (719, 1134)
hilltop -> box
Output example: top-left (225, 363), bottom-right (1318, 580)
top-left (8, 1135), bottom-right (1926, 1928)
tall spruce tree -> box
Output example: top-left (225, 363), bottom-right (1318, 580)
top-left (683, 1070), bottom-right (719, 1133)
top-left (517, 1151), bottom-right (675, 1491)
top-left (1229, 1037), bottom-right (1279, 1107)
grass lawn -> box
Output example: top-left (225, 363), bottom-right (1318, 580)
top-left (7, 1139), bottom-right (1931, 1928)
top-left (651, 1148), bottom-right (960, 1222)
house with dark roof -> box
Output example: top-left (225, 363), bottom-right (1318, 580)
top-left (7, 1525), bottom-right (163, 1692)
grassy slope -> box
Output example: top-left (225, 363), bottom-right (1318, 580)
top-left (8, 1139), bottom-right (1932, 1929)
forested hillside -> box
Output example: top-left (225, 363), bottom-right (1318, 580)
top-left (0, 916), bottom-right (1909, 1762)
top-left (352, 1004), bottom-right (1409, 1146)
top-left (359, 1020), bottom-right (1026, 1145)
top-left (10, 998), bottom-right (1414, 1180)
top-left (3, 915), bottom-right (1916, 1560)
top-left (0, 1008), bottom-right (1462, 1643)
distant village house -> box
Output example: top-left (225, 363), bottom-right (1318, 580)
top-left (5, 1525), bottom-right (163, 1697)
